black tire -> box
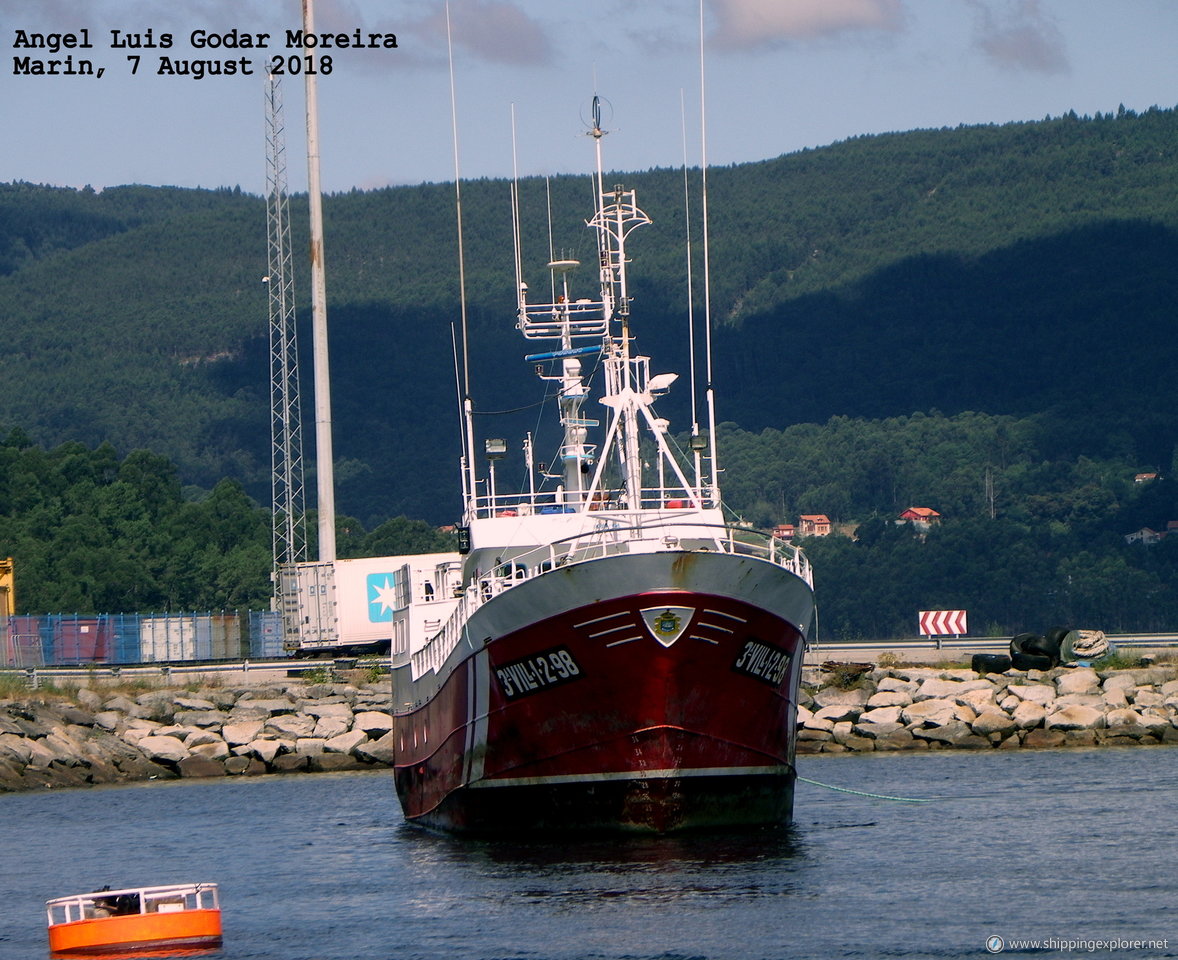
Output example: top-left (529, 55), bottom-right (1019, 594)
top-left (1044, 626), bottom-right (1070, 648)
top-left (1010, 650), bottom-right (1053, 671)
top-left (1023, 630), bottom-right (1063, 665)
top-left (972, 653), bottom-right (1012, 674)
top-left (1010, 632), bottom-right (1042, 656)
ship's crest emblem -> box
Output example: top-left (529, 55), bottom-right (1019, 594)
top-left (640, 606), bottom-right (694, 647)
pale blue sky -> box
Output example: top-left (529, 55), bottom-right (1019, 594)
top-left (4, 0), bottom-right (1177, 194)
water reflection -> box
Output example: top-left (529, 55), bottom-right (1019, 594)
top-left (396, 822), bottom-right (808, 910)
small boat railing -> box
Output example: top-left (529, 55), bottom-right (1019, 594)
top-left (47, 883), bottom-right (219, 925)
top-left (404, 521), bottom-right (811, 683)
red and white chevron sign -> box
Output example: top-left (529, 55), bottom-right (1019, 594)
top-left (919, 609), bottom-right (968, 636)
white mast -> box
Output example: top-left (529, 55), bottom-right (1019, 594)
top-left (302, 0), bottom-right (336, 562)
top-left (516, 97), bottom-right (711, 516)
top-left (698, 0), bottom-right (720, 505)
top-left (446, 4), bottom-right (479, 521)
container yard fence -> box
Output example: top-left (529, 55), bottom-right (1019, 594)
top-left (1, 611), bottom-right (285, 668)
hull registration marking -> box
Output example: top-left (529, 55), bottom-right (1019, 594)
top-left (732, 638), bottom-right (792, 686)
top-left (494, 646), bottom-right (582, 701)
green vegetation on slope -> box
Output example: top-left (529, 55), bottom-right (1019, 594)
top-left (2, 106), bottom-right (1178, 634)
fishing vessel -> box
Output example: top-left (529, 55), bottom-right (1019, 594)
top-left (386, 100), bottom-right (815, 833)
top-left (46, 883), bottom-right (222, 956)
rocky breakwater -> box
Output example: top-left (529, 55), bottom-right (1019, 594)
top-left (797, 663), bottom-right (1178, 753)
top-left (0, 677), bottom-right (397, 792)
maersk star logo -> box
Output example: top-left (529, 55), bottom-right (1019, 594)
top-left (367, 573), bottom-right (398, 622)
top-left (640, 606), bottom-right (694, 647)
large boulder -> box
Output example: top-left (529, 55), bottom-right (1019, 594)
top-left (313, 717), bottom-right (351, 740)
top-left (971, 710), bottom-right (1018, 737)
top-left (302, 702), bottom-right (354, 720)
top-left (173, 709), bottom-right (229, 728)
top-left (137, 735), bottom-right (190, 765)
top-left (876, 677), bottom-right (918, 695)
top-left (266, 714), bottom-right (317, 739)
top-left (353, 711), bottom-right (393, 735)
top-left (857, 706), bottom-right (903, 726)
top-left (852, 721), bottom-right (904, 740)
top-left (1011, 700), bottom-right (1047, 729)
top-left (173, 696), bottom-right (217, 711)
top-left (1045, 705), bottom-right (1104, 731)
top-left (324, 730), bottom-right (369, 755)
top-left (1056, 668), bottom-right (1100, 696)
top-left (238, 698), bottom-right (296, 715)
top-left (0, 733), bottom-right (34, 764)
top-left (913, 721), bottom-right (989, 748)
top-left (914, 678), bottom-right (968, 701)
top-left (1132, 689), bottom-right (1164, 708)
top-left (245, 739), bottom-right (284, 764)
top-left (355, 731), bottom-right (396, 764)
top-left (222, 720), bottom-right (265, 746)
top-left (813, 704), bottom-right (861, 723)
top-left (1103, 673), bottom-right (1140, 693)
top-left (955, 688), bottom-right (998, 713)
top-left (1007, 684), bottom-right (1056, 705)
top-left (177, 755), bottom-right (227, 778)
top-left (865, 690), bottom-right (911, 708)
top-left (902, 699), bottom-right (958, 727)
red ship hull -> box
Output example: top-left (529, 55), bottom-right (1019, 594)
top-left (393, 551), bottom-right (810, 834)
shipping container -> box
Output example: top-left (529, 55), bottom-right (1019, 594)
top-left (140, 616), bottom-right (198, 662)
top-left (3, 615), bottom-right (45, 667)
top-left (249, 611), bottom-right (285, 658)
top-left (52, 618), bottom-right (110, 663)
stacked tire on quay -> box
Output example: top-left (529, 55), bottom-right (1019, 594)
top-left (0, 675), bottom-right (395, 792)
top-left (971, 627), bottom-right (1112, 674)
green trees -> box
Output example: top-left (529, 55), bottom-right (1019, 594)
top-left (718, 409), bottom-right (1178, 641)
top-left (4, 107), bottom-right (1178, 632)
top-left (0, 438), bottom-right (462, 615)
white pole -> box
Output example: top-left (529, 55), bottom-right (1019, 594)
top-left (302, 0), bottom-right (335, 561)
top-left (699, 0), bottom-right (720, 505)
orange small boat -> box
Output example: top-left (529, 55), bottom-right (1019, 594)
top-left (46, 883), bottom-right (222, 956)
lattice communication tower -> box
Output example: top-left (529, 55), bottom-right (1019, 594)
top-left (265, 72), bottom-right (307, 572)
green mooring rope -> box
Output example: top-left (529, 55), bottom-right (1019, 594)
top-left (797, 776), bottom-right (935, 803)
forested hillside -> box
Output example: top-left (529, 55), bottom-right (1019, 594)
top-left (3, 105), bottom-right (1178, 635)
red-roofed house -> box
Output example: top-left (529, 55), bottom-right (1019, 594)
top-left (798, 515), bottom-right (831, 537)
top-left (898, 507), bottom-right (942, 530)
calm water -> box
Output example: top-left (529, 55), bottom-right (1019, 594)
top-left (3, 750), bottom-right (1176, 960)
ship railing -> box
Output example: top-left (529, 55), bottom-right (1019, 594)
top-left (470, 486), bottom-right (719, 520)
top-left (502, 520), bottom-right (813, 586)
top-left (406, 520), bottom-right (811, 681)
top-left (518, 301), bottom-right (608, 339)
top-left (47, 883), bottom-right (219, 924)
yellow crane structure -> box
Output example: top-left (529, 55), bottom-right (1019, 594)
top-left (0, 557), bottom-right (12, 619)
